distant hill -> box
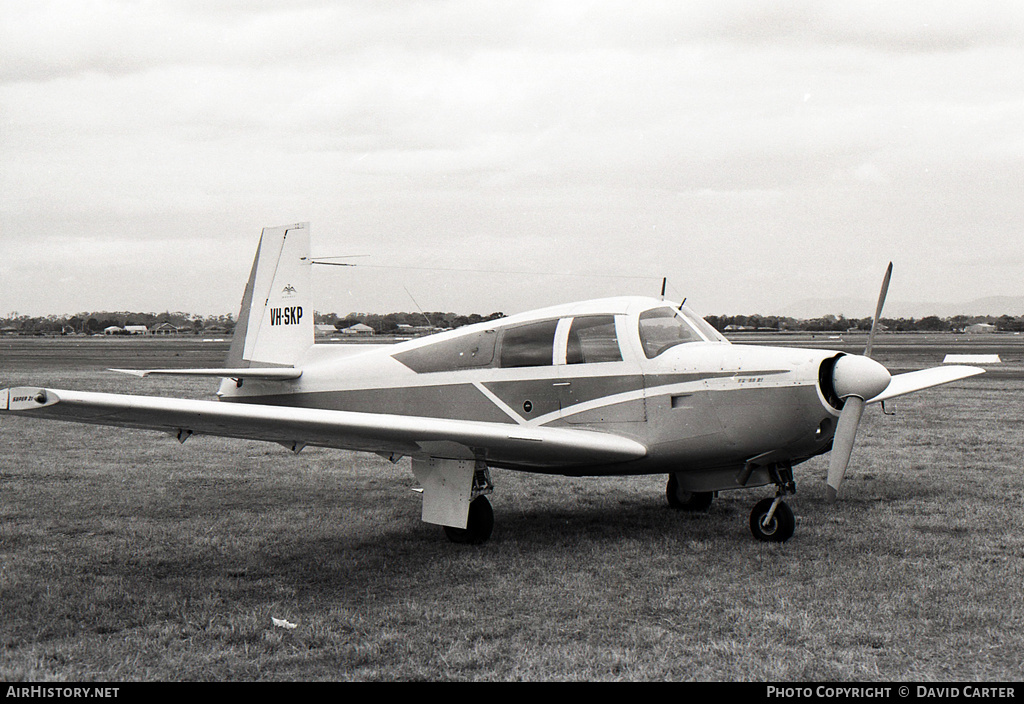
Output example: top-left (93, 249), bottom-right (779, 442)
top-left (780, 295), bottom-right (1024, 319)
top-left (957, 296), bottom-right (1024, 316)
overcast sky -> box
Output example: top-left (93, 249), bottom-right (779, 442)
top-left (2, 1), bottom-right (1022, 319)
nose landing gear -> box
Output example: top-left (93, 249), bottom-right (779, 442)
top-left (748, 464), bottom-right (796, 543)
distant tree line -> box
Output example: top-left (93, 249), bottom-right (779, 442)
top-left (703, 313), bottom-right (1024, 333)
top-left (3, 309), bottom-right (1022, 336)
top-left (317, 311), bottom-right (506, 334)
top-left (0, 310), bottom-right (504, 336)
top-left (0, 311), bottom-right (235, 335)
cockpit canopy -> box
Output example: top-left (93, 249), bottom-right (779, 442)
top-left (392, 298), bottom-right (725, 373)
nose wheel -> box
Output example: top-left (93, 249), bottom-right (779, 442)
top-left (748, 463), bottom-right (797, 543)
top-left (749, 497), bottom-right (795, 542)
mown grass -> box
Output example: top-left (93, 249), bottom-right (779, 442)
top-left (1, 343), bottom-right (1021, 681)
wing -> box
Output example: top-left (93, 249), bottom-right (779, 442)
top-left (109, 367), bottom-right (302, 380)
top-left (866, 365), bottom-right (985, 404)
top-left (1, 386), bottom-right (646, 469)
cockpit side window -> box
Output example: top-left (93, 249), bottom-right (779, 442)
top-left (499, 319), bottom-right (559, 368)
top-left (638, 307), bottom-right (702, 358)
top-left (566, 315), bottom-right (622, 364)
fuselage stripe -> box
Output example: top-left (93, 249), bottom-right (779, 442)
top-left (472, 381), bottom-right (528, 425)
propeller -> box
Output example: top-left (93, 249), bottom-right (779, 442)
top-left (826, 262), bottom-right (893, 503)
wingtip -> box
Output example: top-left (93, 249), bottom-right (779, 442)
top-left (4, 387), bottom-right (61, 411)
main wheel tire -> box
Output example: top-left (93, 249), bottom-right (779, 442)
top-left (443, 496), bottom-right (494, 544)
top-left (666, 474), bottom-right (714, 512)
top-left (749, 497), bottom-right (795, 543)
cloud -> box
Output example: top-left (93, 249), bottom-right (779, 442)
top-left (2, 1), bottom-right (1023, 316)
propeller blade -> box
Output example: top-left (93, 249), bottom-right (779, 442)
top-left (826, 395), bottom-right (865, 503)
top-left (827, 261), bottom-right (892, 503)
top-left (826, 355), bottom-right (888, 503)
top-left (864, 262), bottom-right (892, 359)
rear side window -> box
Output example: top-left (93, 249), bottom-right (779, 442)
top-left (566, 315), bottom-right (622, 364)
top-left (392, 329), bottom-right (497, 373)
top-left (499, 319), bottom-right (558, 368)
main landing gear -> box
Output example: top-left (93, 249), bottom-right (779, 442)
top-left (444, 496), bottom-right (494, 545)
top-left (443, 466), bottom-right (494, 545)
top-left (666, 474), bottom-right (714, 512)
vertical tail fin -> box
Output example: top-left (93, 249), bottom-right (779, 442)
top-left (226, 222), bottom-right (313, 368)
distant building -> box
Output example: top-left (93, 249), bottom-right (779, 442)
top-left (315, 324), bottom-right (338, 338)
top-left (103, 326), bottom-right (124, 335)
top-left (966, 323), bottom-right (997, 334)
top-left (151, 322), bottom-right (179, 335)
top-left (395, 323), bottom-right (438, 337)
top-left (341, 323), bottom-right (374, 335)
top-left (124, 325), bottom-right (148, 335)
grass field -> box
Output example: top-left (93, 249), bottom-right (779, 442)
top-left (1, 336), bottom-right (1022, 681)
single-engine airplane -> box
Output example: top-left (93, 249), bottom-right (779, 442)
top-left (1, 223), bottom-right (985, 543)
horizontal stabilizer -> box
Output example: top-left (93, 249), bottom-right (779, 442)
top-left (867, 365), bottom-right (984, 404)
top-left (943, 354), bottom-right (1001, 364)
top-left (109, 367), bottom-right (302, 380)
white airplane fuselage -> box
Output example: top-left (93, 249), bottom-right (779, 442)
top-left (218, 296), bottom-right (843, 491)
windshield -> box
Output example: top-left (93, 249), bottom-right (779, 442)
top-left (679, 307), bottom-right (728, 342)
top-left (638, 307), bottom-right (704, 358)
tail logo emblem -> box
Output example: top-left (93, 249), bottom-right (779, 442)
top-left (282, 284), bottom-right (297, 297)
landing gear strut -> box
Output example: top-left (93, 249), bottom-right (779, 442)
top-left (749, 464), bottom-right (796, 543)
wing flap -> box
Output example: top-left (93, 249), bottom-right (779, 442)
top-left (1, 387), bottom-right (646, 468)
